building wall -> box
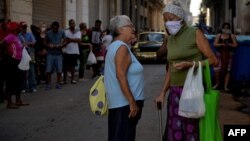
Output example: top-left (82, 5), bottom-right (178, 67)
top-left (76, 0), bottom-right (89, 27)
top-left (225, 0), bottom-right (230, 22)
top-left (3, 0), bottom-right (167, 33)
top-left (5, 0), bottom-right (90, 29)
top-left (147, 1), bottom-right (165, 32)
top-left (158, 9), bottom-right (165, 31)
top-left (148, 7), bottom-right (155, 31)
top-left (65, 0), bottom-right (91, 28)
top-left (6, 0), bottom-right (32, 26)
top-left (204, 0), bottom-right (249, 34)
top-left (213, 0), bottom-right (250, 34)
top-left (130, 0), bottom-right (137, 27)
top-left (86, 0), bottom-right (110, 30)
top-left (235, 0), bottom-right (250, 34)
top-left (121, 0), bottom-right (130, 16)
top-left (89, 0), bottom-right (100, 29)
top-left (0, 0), bottom-right (5, 20)
top-left (107, 0), bottom-right (164, 32)
top-left (204, 1), bottom-right (225, 33)
top-left (99, 0), bottom-right (109, 29)
top-left (135, 0), bottom-right (140, 31)
top-left (65, 0), bottom-right (76, 28)
top-left (33, 0), bottom-right (64, 27)
top-left (149, 6), bottom-right (164, 32)
top-left (117, 0), bottom-right (122, 15)
top-left (109, 0), bottom-right (116, 18)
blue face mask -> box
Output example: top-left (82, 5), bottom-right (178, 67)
top-left (165, 20), bottom-right (183, 35)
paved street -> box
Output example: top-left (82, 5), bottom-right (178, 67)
top-left (0, 64), bottom-right (250, 141)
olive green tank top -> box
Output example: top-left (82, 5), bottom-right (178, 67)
top-left (167, 25), bottom-right (202, 86)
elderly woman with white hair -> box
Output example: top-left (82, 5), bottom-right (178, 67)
top-left (155, 2), bottom-right (218, 141)
top-left (104, 15), bottom-right (144, 141)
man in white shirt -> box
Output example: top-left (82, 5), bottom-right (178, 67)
top-left (63, 19), bottom-right (81, 84)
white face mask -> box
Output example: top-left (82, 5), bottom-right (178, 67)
top-left (165, 20), bottom-right (183, 35)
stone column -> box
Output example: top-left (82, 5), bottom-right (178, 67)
top-left (76, 0), bottom-right (89, 27)
top-left (89, 0), bottom-right (99, 27)
top-left (65, 0), bottom-right (77, 28)
top-left (98, 0), bottom-right (109, 29)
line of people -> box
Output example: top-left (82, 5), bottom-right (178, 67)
top-left (0, 19), bottom-right (113, 108)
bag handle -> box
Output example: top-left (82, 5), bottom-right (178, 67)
top-left (204, 60), bottom-right (212, 93)
top-left (197, 61), bottom-right (203, 85)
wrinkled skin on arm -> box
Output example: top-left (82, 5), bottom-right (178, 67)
top-left (115, 45), bottom-right (139, 118)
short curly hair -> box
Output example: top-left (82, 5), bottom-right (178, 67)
top-left (109, 15), bottom-right (132, 38)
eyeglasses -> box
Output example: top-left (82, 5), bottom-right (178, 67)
top-left (123, 24), bottom-right (135, 32)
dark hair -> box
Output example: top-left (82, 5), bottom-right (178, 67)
top-left (0, 19), bottom-right (4, 23)
top-left (222, 22), bottom-right (231, 29)
top-left (95, 19), bottom-right (102, 24)
top-left (79, 22), bottom-right (86, 29)
top-left (52, 21), bottom-right (59, 27)
top-left (105, 29), bottom-right (110, 35)
top-left (69, 19), bottom-right (75, 25)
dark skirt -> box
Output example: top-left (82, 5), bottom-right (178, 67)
top-left (4, 55), bottom-right (22, 95)
top-left (163, 86), bottom-right (200, 141)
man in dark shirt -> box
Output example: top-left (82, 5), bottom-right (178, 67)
top-left (89, 20), bottom-right (103, 78)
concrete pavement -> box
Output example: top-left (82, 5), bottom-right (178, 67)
top-left (0, 64), bottom-right (249, 141)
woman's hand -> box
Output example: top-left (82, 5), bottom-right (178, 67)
top-left (41, 49), bottom-right (47, 55)
top-left (89, 44), bottom-right (93, 51)
top-left (49, 44), bottom-right (54, 48)
top-left (128, 101), bottom-right (139, 118)
top-left (155, 92), bottom-right (166, 107)
top-left (173, 61), bottom-right (193, 70)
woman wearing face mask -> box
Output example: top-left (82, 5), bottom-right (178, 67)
top-left (155, 3), bottom-right (218, 141)
top-left (213, 23), bottom-right (238, 91)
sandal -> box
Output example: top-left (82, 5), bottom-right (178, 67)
top-left (71, 80), bottom-right (77, 84)
top-left (7, 104), bottom-right (19, 109)
top-left (16, 102), bottom-right (30, 106)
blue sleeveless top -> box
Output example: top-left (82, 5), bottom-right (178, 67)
top-left (104, 40), bottom-right (144, 109)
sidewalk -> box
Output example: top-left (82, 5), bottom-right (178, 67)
top-left (0, 72), bottom-right (249, 141)
top-left (219, 92), bottom-right (250, 134)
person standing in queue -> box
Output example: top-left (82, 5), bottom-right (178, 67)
top-left (63, 19), bottom-right (81, 84)
top-left (0, 22), bottom-right (30, 109)
top-left (44, 21), bottom-right (66, 90)
top-left (89, 20), bottom-right (103, 78)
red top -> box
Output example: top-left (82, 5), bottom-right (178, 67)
top-left (0, 28), bottom-right (8, 40)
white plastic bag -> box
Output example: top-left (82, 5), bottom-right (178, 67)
top-left (18, 47), bottom-right (31, 71)
top-left (87, 51), bottom-right (97, 65)
top-left (178, 61), bottom-right (205, 118)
